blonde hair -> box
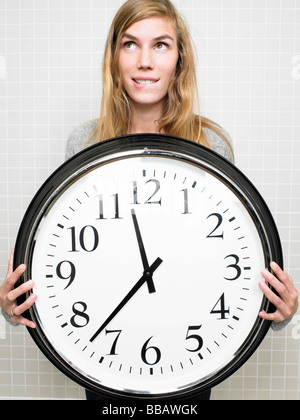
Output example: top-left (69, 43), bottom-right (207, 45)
top-left (90, 0), bottom-right (233, 158)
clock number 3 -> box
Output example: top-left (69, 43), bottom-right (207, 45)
top-left (224, 254), bottom-right (241, 281)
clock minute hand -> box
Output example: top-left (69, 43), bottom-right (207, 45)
top-left (89, 257), bottom-right (163, 343)
top-left (131, 209), bottom-right (156, 293)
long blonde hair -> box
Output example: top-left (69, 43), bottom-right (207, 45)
top-left (91, 0), bottom-right (233, 156)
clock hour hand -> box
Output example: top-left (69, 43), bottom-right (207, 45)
top-left (89, 257), bottom-right (163, 343)
top-left (131, 209), bottom-right (156, 293)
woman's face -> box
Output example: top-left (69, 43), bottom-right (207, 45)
top-left (118, 16), bottom-right (179, 112)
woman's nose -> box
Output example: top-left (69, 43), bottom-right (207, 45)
top-left (137, 48), bottom-right (154, 69)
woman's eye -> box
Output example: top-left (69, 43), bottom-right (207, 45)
top-left (124, 41), bottom-right (136, 50)
top-left (155, 43), bottom-right (167, 50)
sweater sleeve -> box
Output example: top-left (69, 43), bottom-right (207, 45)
top-left (204, 126), bottom-right (234, 164)
top-left (65, 119), bottom-right (97, 160)
top-left (1, 308), bottom-right (19, 326)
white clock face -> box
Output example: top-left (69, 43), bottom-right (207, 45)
top-left (28, 153), bottom-right (267, 397)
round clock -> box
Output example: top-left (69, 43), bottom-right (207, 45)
top-left (14, 134), bottom-right (282, 399)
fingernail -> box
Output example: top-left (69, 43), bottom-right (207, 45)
top-left (19, 264), bottom-right (26, 272)
top-left (270, 261), bottom-right (277, 269)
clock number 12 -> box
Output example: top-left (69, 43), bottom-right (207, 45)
top-left (131, 180), bottom-right (162, 206)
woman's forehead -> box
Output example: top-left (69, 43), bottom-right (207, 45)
top-left (122, 16), bottom-right (177, 42)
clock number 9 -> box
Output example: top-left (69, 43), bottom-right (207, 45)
top-left (56, 260), bottom-right (76, 290)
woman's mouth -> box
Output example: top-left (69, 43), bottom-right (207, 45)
top-left (132, 78), bottom-right (159, 85)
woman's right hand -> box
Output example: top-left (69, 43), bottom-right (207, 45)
top-left (0, 249), bottom-right (37, 328)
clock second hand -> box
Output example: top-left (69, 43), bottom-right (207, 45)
top-left (89, 257), bottom-right (163, 343)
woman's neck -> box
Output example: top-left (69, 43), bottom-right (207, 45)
top-left (128, 101), bottom-right (165, 134)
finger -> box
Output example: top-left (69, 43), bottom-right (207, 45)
top-left (12, 315), bottom-right (36, 329)
top-left (4, 264), bottom-right (26, 292)
top-left (258, 310), bottom-right (285, 322)
top-left (270, 261), bottom-right (295, 294)
top-left (11, 293), bottom-right (37, 328)
top-left (258, 280), bottom-right (286, 316)
top-left (12, 291), bottom-right (37, 317)
top-left (260, 269), bottom-right (289, 302)
top-left (5, 248), bottom-right (15, 278)
top-left (6, 279), bottom-right (34, 303)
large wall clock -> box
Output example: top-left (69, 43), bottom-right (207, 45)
top-left (14, 134), bottom-right (282, 399)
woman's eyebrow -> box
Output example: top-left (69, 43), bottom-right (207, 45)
top-left (154, 34), bottom-right (175, 42)
top-left (122, 33), bottom-right (175, 42)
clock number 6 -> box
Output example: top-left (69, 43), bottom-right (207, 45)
top-left (141, 336), bottom-right (161, 365)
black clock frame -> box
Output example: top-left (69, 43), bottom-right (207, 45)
top-left (14, 134), bottom-right (282, 399)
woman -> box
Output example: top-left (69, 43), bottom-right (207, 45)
top-left (0, 0), bottom-right (298, 400)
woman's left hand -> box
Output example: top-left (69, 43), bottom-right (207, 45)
top-left (259, 261), bottom-right (298, 323)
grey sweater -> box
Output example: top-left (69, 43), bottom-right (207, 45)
top-left (65, 119), bottom-right (234, 163)
top-left (2, 120), bottom-right (290, 331)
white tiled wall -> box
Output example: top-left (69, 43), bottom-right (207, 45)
top-left (0, 0), bottom-right (299, 400)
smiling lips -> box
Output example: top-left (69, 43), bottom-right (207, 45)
top-left (132, 78), bottom-right (159, 85)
